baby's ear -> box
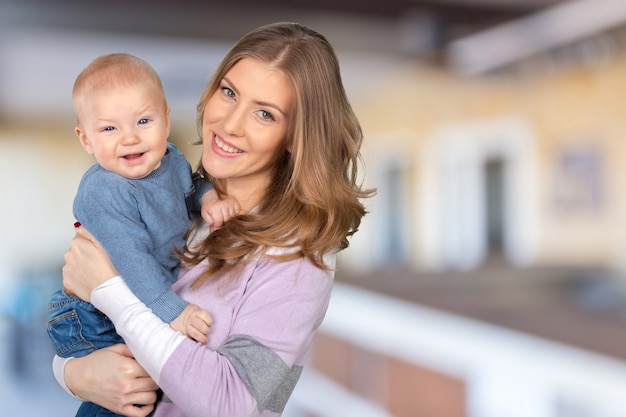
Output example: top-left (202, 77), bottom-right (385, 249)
top-left (75, 126), bottom-right (94, 155)
top-left (165, 107), bottom-right (171, 135)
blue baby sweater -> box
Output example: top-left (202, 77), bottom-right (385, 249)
top-left (73, 142), bottom-right (194, 323)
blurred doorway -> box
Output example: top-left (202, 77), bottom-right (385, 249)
top-left (420, 117), bottom-right (538, 270)
top-left (484, 158), bottom-right (505, 255)
top-left (378, 161), bottom-right (410, 268)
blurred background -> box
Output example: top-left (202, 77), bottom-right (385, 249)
top-left (2, 0), bottom-right (626, 416)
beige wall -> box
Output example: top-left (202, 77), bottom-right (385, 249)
top-left (352, 55), bottom-right (626, 272)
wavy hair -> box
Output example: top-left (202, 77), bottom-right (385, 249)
top-left (180, 22), bottom-right (375, 286)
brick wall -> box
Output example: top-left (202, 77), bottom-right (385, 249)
top-left (310, 332), bottom-right (467, 417)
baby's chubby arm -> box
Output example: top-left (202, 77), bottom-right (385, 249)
top-left (169, 304), bottom-right (212, 344)
top-left (200, 189), bottom-right (241, 229)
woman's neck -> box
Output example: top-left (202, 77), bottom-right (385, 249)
top-left (224, 179), bottom-right (267, 214)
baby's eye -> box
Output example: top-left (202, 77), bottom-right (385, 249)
top-left (103, 126), bottom-right (115, 132)
top-left (138, 118), bottom-right (149, 125)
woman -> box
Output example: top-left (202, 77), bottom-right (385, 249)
top-left (59, 22), bottom-right (373, 417)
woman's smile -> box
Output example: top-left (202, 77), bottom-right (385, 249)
top-left (213, 133), bottom-right (243, 155)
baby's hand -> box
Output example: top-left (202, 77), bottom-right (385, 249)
top-left (201, 189), bottom-right (240, 229)
top-left (170, 304), bottom-right (212, 344)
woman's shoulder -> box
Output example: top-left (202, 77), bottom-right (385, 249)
top-left (254, 250), bottom-right (336, 290)
top-left (264, 245), bottom-right (337, 269)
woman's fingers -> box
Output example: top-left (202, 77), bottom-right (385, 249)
top-left (63, 222), bottom-right (120, 300)
top-left (74, 222), bottom-right (100, 248)
top-left (126, 387), bottom-right (158, 406)
top-left (120, 403), bottom-right (155, 417)
top-left (135, 374), bottom-right (160, 392)
top-left (107, 342), bottom-right (134, 358)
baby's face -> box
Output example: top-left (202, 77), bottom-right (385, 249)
top-left (75, 81), bottom-right (170, 179)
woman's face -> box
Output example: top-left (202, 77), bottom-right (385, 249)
top-left (201, 57), bottom-right (293, 208)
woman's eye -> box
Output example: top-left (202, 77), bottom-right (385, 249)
top-left (222, 87), bottom-right (235, 98)
top-left (258, 110), bottom-right (274, 121)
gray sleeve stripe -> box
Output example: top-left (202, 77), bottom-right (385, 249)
top-left (218, 334), bottom-right (303, 413)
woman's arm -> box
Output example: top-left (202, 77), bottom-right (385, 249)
top-left (58, 345), bottom-right (159, 417)
top-left (59, 225), bottom-right (160, 416)
top-left (119, 258), bottom-right (332, 417)
top-left (89, 276), bottom-right (187, 380)
top-left (64, 225), bottom-right (335, 417)
top-left (91, 256), bottom-right (334, 417)
top-left (62, 224), bottom-right (187, 377)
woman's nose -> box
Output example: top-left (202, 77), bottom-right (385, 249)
top-left (223, 105), bottom-right (244, 137)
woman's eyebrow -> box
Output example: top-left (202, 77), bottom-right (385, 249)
top-left (222, 76), bottom-right (239, 95)
top-left (254, 99), bottom-right (287, 117)
top-left (223, 76), bottom-right (288, 117)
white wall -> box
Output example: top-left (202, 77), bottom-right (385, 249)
top-left (290, 283), bottom-right (626, 417)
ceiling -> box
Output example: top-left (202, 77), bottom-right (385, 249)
top-left (2, 0), bottom-right (567, 52)
top-left (0, 0), bottom-right (577, 121)
top-left (4, 0), bottom-right (626, 119)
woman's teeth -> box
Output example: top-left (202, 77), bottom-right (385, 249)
top-left (215, 136), bottom-right (242, 154)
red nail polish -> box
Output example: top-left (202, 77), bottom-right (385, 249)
top-left (74, 221), bottom-right (82, 228)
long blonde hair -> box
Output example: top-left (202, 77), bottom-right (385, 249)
top-left (181, 22), bottom-right (374, 286)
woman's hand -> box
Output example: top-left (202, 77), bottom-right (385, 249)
top-left (65, 344), bottom-right (159, 417)
top-left (62, 223), bottom-right (118, 301)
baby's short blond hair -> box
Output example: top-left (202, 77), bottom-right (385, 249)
top-left (72, 53), bottom-right (166, 123)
